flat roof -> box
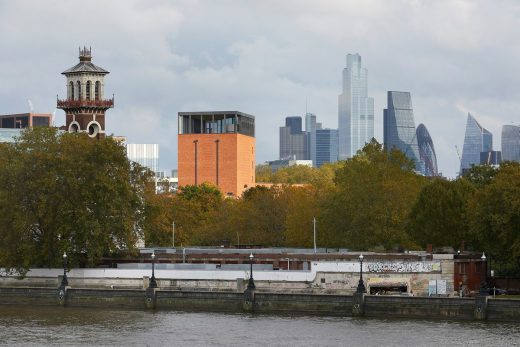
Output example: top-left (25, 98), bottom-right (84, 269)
top-left (178, 111), bottom-right (255, 120)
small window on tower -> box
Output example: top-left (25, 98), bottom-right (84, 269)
top-left (95, 81), bottom-right (100, 100)
top-left (86, 81), bottom-right (91, 100)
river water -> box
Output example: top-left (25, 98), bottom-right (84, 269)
top-left (0, 306), bottom-right (519, 346)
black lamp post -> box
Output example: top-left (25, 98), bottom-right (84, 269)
top-left (479, 252), bottom-right (487, 295)
top-left (356, 253), bottom-right (366, 293)
top-left (61, 252), bottom-right (68, 288)
top-left (247, 253), bottom-right (255, 290)
top-left (149, 251), bottom-right (157, 289)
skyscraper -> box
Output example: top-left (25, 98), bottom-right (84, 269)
top-left (383, 91), bottom-right (421, 171)
top-left (501, 125), bottom-right (520, 162)
top-left (460, 113), bottom-right (492, 174)
top-left (316, 129), bottom-right (339, 167)
top-left (279, 116), bottom-right (309, 160)
top-left (416, 124), bottom-right (438, 176)
top-left (305, 113), bottom-right (317, 166)
top-left (338, 53), bottom-right (374, 159)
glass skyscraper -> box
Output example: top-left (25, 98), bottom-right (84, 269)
top-left (501, 125), bottom-right (520, 162)
top-left (305, 113), bottom-right (317, 166)
top-left (316, 129), bottom-right (339, 168)
top-left (416, 124), bottom-right (438, 176)
top-left (460, 113), bottom-right (492, 174)
top-left (338, 53), bottom-right (374, 159)
top-left (383, 91), bottom-right (421, 171)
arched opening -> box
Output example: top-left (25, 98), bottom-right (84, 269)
top-left (87, 121), bottom-right (101, 138)
top-left (69, 81), bottom-right (74, 100)
top-left (77, 81), bottom-right (82, 100)
top-left (86, 81), bottom-right (91, 100)
top-left (95, 81), bottom-right (100, 100)
top-left (69, 121), bottom-right (80, 133)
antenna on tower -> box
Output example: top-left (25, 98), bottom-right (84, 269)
top-left (27, 99), bottom-right (34, 113)
top-left (52, 108), bottom-right (57, 127)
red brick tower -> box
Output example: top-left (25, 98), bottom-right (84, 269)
top-left (57, 47), bottom-right (113, 139)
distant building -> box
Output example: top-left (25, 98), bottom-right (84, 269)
top-left (267, 157), bottom-right (313, 172)
top-left (178, 111), bottom-right (255, 197)
top-left (305, 113), bottom-right (317, 166)
top-left (126, 144), bottom-right (159, 174)
top-left (501, 125), bottom-right (520, 162)
top-left (0, 113), bottom-right (52, 128)
top-left (416, 124), bottom-right (438, 176)
top-left (57, 47), bottom-right (113, 139)
top-left (338, 53), bottom-right (374, 159)
top-left (279, 116), bottom-right (309, 160)
top-left (0, 128), bottom-right (22, 143)
top-left (383, 91), bottom-right (421, 171)
top-left (460, 113), bottom-right (492, 174)
top-left (480, 151), bottom-right (501, 166)
top-left (315, 129), bottom-right (339, 167)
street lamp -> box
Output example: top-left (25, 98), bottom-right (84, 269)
top-left (479, 252), bottom-right (487, 295)
top-left (149, 251), bottom-right (157, 289)
top-left (356, 253), bottom-right (366, 293)
top-left (61, 252), bottom-right (68, 288)
top-left (247, 253), bottom-right (255, 290)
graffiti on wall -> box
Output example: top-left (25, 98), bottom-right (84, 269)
top-left (366, 261), bottom-right (441, 273)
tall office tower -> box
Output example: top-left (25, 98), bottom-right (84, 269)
top-left (338, 53), bottom-right (374, 159)
top-left (178, 111), bottom-right (255, 197)
top-left (416, 124), bottom-right (438, 176)
top-left (460, 113), bottom-right (492, 174)
top-left (480, 151), bottom-right (501, 166)
top-left (126, 144), bottom-right (159, 174)
top-left (285, 116), bottom-right (302, 134)
top-left (501, 125), bottom-right (520, 162)
top-left (57, 47), bottom-right (113, 139)
top-left (305, 113), bottom-right (317, 166)
top-left (316, 129), bottom-right (339, 168)
top-left (279, 116), bottom-right (309, 160)
top-left (383, 91), bottom-right (421, 171)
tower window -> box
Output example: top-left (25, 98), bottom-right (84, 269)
top-left (86, 81), bottom-right (91, 100)
top-left (77, 81), bottom-right (81, 100)
top-left (95, 81), bottom-right (100, 100)
top-left (70, 81), bottom-right (74, 100)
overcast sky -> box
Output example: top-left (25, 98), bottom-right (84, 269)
top-left (1, 0), bottom-right (519, 177)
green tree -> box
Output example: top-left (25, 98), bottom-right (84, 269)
top-left (406, 178), bottom-right (475, 249)
top-left (466, 162), bottom-right (520, 275)
top-left (0, 127), bottom-right (151, 272)
top-left (462, 164), bottom-right (498, 187)
top-left (321, 139), bottom-right (427, 250)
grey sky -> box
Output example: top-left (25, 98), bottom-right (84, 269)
top-left (1, 0), bottom-right (519, 177)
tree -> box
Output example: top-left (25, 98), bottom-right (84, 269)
top-left (466, 162), bottom-right (520, 275)
top-left (462, 164), bottom-right (498, 187)
top-left (406, 178), bottom-right (475, 249)
top-left (0, 127), bottom-right (151, 272)
top-left (321, 139), bottom-right (427, 250)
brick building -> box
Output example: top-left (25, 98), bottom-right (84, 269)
top-left (178, 111), bottom-right (255, 196)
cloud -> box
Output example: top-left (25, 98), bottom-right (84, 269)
top-left (1, 0), bottom-right (519, 177)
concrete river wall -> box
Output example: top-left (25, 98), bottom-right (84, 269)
top-left (0, 286), bottom-right (519, 322)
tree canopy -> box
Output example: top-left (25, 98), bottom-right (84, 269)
top-left (0, 127), bottom-right (152, 272)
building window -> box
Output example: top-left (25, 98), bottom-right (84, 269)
top-left (95, 81), bottom-right (100, 100)
top-left (86, 81), bottom-right (91, 100)
top-left (69, 81), bottom-right (74, 100)
top-left (459, 263), bottom-right (466, 275)
top-left (77, 81), bottom-right (81, 100)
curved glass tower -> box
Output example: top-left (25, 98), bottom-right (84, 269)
top-left (460, 113), bottom-right (492, 174)
top-left (383, 91), bottom-right (421, 171)
top-left (501, 125), bottom-right (520, 162)
top-left (416, 124), bottom-right (438, 176)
